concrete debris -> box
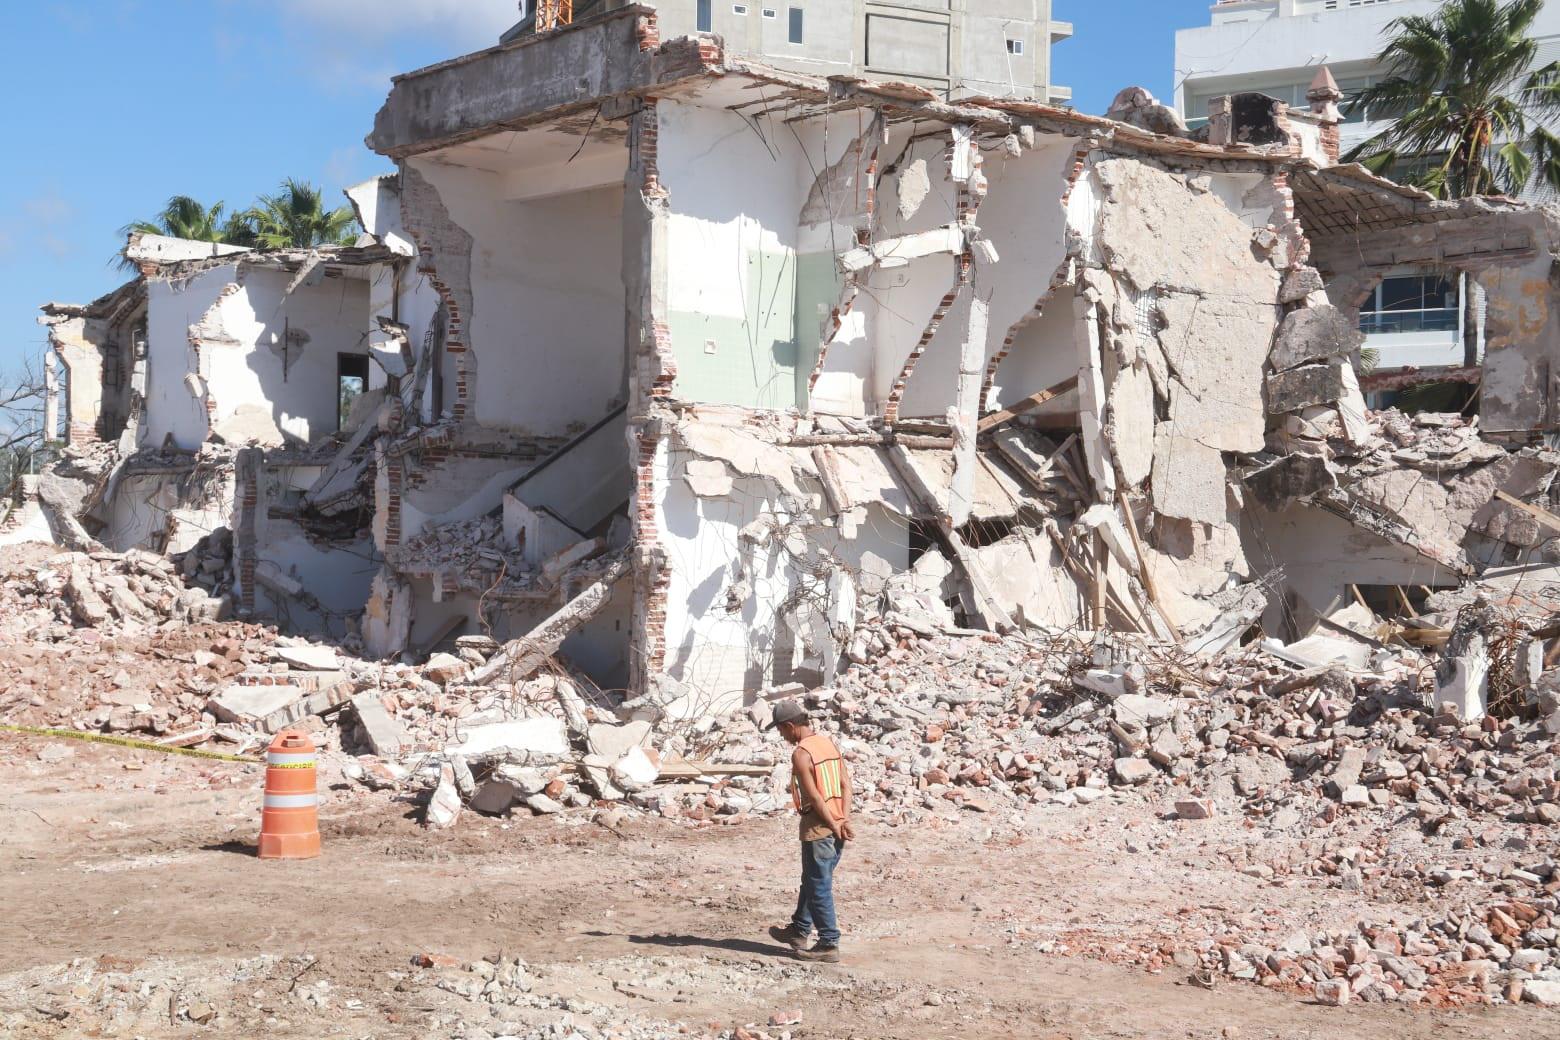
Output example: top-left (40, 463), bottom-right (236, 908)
top-left (350, 691), bottom-right (406, 758)
top-left (207, 684), bottom-right (305, 726)
top-left (16, 13), bottom-right (1560, 1016)
top-left (1105, 86), bottom-right (1189, 137)
top-left (444, 718), bottom-right (568, 763)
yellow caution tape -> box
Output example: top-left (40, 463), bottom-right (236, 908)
top-left (0, 724), bottom-right (263, 764)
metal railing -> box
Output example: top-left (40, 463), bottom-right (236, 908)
top-left (1358, 308), bottom-right (1459, 335)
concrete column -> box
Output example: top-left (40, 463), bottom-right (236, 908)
top-left (43, 347), bottom-right (58, 444)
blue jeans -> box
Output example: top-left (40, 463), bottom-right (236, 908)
top-left (791, 836), bottom-right (844, 946)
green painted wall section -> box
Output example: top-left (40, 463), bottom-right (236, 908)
top-left (669, 247), bottom-right (845, 411)
top-left (792, 251), bottom-right (844, 406)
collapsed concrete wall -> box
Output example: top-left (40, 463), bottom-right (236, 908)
top-left (142, 262), bottom-right (373, 450)
top-left (39, 281), bottom-right (145, 448)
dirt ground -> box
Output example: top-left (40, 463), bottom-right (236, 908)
top-left (0, 732), bottom-right (1554, 1040)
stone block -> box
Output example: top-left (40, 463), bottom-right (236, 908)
top-left (1269, 305), bottom-right (1363, 372)
top-left (207, 684), bottom-right (304, 726)
top-left (1175, 798), bottom-right (1215, 819)
top-left (446, 717), bottom-right (568, 761)
top-left (1113, 757), bottom-right (1155, 785)
top-left (274, 645), bottom-right (342, 671)
top-left (1243, 453), bottom-right (1336, 509)
top-left (1267, 362), bottom-right (1347, 414)
top-left (351, 692), bottom-right (406, 758)
top-left (586, 720), bottom-right (652, 761)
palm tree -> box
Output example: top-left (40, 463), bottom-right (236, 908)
top-left (117, 195), bottom-right (254, 269)
top-left (1344, 0), bottom-right (1560, 200)
top-left (122, 195), bottom-right (237, 244)
top-left (241, 179), bottom-right (359, 250)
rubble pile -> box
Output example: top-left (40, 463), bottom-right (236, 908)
top-left (395, 516), bottom-right (521, 581)
top-left (676, 607), bottom-right (1558, 1006)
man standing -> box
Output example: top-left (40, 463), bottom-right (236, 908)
top-left (766, 700), bottom-right (853, 963)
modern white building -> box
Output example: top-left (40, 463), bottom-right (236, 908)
top-left (507, 1), bottom-right (1073, 104)
top-left (1177, 0), bottom-right (1560, 391)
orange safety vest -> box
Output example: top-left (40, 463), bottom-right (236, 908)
top-left (791, 733), bottom-right (846, 819)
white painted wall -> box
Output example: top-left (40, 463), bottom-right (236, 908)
top-left (988, 283), bottom-right (1081, 411)
top-left (204, 268), bottom-right (372, 445)
top-left (142, 265), bottom-right (373, 451)
top-left (143, 266), bottom-right (236, 450)
top-left (867, 130), bottom-right (966, 415)
top-left (659, 100), bottom-right (815, 410)
top-left (408, 160), bottom-right (628, 434)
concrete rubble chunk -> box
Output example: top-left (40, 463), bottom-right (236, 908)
top-left (445, 717), bottom-right (567, 762)
top-left (609, 745), bottom-right (660, 792)
top-left (274, 645), bottom-right (341, 671)
top-left (351, 691), bottom-right (406, 758)
top-left (257, 681), bottom-right (356, 734)
top-left (586, 720), bottom-right (652, 761)
top-left (1326, 746), bottom-right (1367, 798)
top-left (580, 755), bottom-right (624, 801)
top-left (423, 652), bottom-right (467, 684)
top-left (1112, 694), bottom-right (1174, 727)
top-left (1112, 757), bottom-right (1155, 785)
top-left (1174, 797), bottom-right (1214, 820)
top-left (1243, 453), bottom-right (1336, 509)
top-left (425, 764), bottom-right (463, 830)
top-left (1279, 266), bottom-right (1325, 304)
top-left (207, 684), bottom-right (304, 726)
top-left (1268, 305), bottom-right (1364, 372)
top-left (525, 793), bottom-right (564, 815)
top-left (1315, 978), bottom-right (1350, 1006)
top-left (1266, 362), bottom-right (1348, 414)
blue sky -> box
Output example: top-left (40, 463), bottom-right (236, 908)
top-left (0, 0), bottom-right (1203, 376)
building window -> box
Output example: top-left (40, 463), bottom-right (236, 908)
top-left (732, 4), bottom-right (748, 15)
top-left (788, 7), bottom-right (803, 43)
top-left (762, 8), bottom-right (777, 18)
top-left (1359, 274), bottom-right (1460, 335)
top-left (338, 354), bottom-right (369, 430)
top-left (1007, 38), bottom-right (1024, 56)
top-left (697, 0), bottom-right (712, 31)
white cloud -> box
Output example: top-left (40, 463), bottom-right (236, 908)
top-left (273, 0), bottom-right (519, 49)
top-left (0, 189), bottom-right (78, 266)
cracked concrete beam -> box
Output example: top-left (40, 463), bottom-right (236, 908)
top-left (839, 225), bottom-right (965, 273)
top-left (470, 551), bottom-right (633, 685)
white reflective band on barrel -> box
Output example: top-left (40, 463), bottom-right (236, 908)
top-left (263, 793), bottom-right (319, 809)
top-left (267, 752), bottom-right (317, 767)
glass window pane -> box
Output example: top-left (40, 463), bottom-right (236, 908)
top-left (788, 6), bottom-right (802, 44)
top-left (1379, 275), bottom-right (1424, 311)
top-left (697, 0), bottom-right (712, 32)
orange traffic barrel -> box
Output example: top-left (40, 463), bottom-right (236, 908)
top-left (259, 729), bottom-right (320, 859)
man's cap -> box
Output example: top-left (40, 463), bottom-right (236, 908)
top-left (767, 699), bottom-right (808, 730)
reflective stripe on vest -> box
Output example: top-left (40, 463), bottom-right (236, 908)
top-left (790, 734), bottom-right (845, 817)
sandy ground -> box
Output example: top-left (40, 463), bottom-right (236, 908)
top-left (0, 732), bottom-right (1555, 1040)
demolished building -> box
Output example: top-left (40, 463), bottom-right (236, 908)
top-left (18, 5), bottom-right (1560, 727)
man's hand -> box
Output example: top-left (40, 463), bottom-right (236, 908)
top-left (834, 818), bottom-right (856, 842)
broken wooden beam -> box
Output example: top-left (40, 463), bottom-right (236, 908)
top-left (1115, 489), bottom-right (1181, 641)
top-left (1494, 490), bottom-right (1560, 534)
top-left (976, 375), bottom-right (1079, 434)
top-left (471, 552), bottom-right (633, 685)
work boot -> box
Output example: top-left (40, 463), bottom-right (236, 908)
top-left (794, 944), bottom-right (840, 963)
top-left (768, 924), bottom-right (812, 950)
